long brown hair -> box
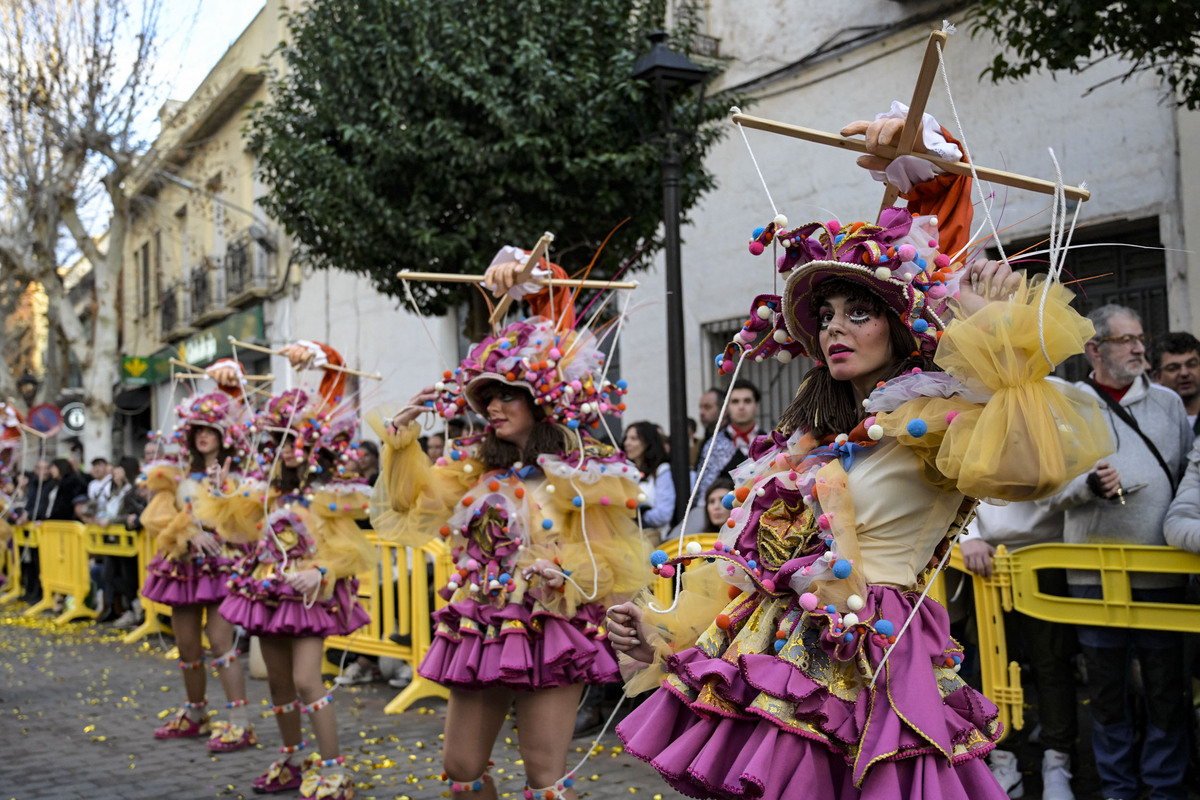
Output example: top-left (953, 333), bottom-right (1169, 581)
top-left (777, 278), bottom-right (939, 438)
top-left (187, 424), bottom-right (236, 474)
top-left (473, 384), bottom-right (571, 469)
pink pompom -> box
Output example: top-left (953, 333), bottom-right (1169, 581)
top-left (817, 513), bottom-right (831, 531)
top-left (659, 564), bottom-right (676, 578)
top-left (927, 284), bottom-right (948, 299)
top-left (777, 255), bottom-right (789, 270)
top-left (760, 578), bottom-right (776, 593)
top-left (945, 410), bottom-right (959, 425)
top-left (934, 253), bottom-right (951, 269)
top-left (897, 244), bottom-right (917, 262)
top-left (800, 592), bottom-right (819, 612)
top-left (864, 415), bottom-right (876, 428)
top-left (749, 241), bottom-right (765, 256)
top-left (827, 220), bottom-right (841, 235)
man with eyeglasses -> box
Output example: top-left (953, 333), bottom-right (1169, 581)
top-left (1151, 331), bottom-right (1200, 434)
top-left (1040, 304), bottom-right (1192, 800)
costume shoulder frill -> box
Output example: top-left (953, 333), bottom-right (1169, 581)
top-left (308, 481), bottom-right (376, 580)
top-left (415, 435), bottom-right (651, 691)
top-left (368, 414), bottom-right (483, 549)
top-left (614, 275), bottom-right (1112, 800)
top-left (219, 501), bottom-right (370, 638)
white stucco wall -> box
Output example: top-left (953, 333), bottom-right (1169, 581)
top-left (620, 9), bottom-right (1186, 431)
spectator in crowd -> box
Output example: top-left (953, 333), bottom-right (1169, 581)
top-left (961, 502), bottom-right (1077, 800)
top-left (623, 421), bottom-right (675, 539)
top-left (74, 496), bottom-right (98, 525)
top-left (143, 439), bottom-right (162, 463)
top-left (356, 440), bottom-right (380, 486)
top-left (64, 439), bottom-right (84, 472)
top-left (92, 456), bottom-right (142, 624)
top-left (425, 432), bottom-right (445, 462)
top-left (1151, 331), bottom-right (1200, 434)
top-left (687, 380), bottom-right (761, 533)
top-left (12, 458), bottom-right (53, 604)
top-left (87, 457), bottom-right (112, 504)
top-left (1041, 304), bottom-right (1192, 800)
top-left (703, 475), bottom-right (735, 532)
top-left (48, 458), bottom-right (88, 522)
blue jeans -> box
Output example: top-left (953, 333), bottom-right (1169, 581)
top-left (1071, 584), bottom-right (1188, 800)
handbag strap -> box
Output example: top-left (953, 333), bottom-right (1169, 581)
top-left (1085, 376), bottom-right (1178, 494)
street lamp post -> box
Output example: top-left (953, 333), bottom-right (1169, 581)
top-left (631, 32), bottom-right (711, 524)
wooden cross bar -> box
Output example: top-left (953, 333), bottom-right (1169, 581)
top-left (730, 30), bottom-right (1090, 211)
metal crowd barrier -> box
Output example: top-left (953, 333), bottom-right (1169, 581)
top-left (931, 541), bottom-right (1200, 739)
top-left (0, 524), bottom-right (36, 604)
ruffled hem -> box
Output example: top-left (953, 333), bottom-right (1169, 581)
top-left (417, 598), bottom-right (619, 690)
top-left (618, 689), bottom-right (1007, 800)
top-left (141, 551), bottom-right (242, 607)
top-left (218, 577), bottom-right (369, 638)
top-left (616, 584), bottom-right (1002, 798)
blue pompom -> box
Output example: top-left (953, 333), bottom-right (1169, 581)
top-left (616, 379), bottom-right (628, 390)
top-left (650, 549), bottom-right (669, 567)
top-left (722, 493), bottom-right (735, 510)
top-left (567, 419), bottom-right (580, 429)
top-left (912, 318), bottom-right (929, 333)
top-left (450, 450), bottom-right (462, 461)
top-left (329, 503), bottom-right (337, 511)
top-left (773, 639), bottom-right (786, 653)
top-left (541, 519), bottom-right (553, 530)
top-left (572, 495), bottom-right (583, 507)
top-left (498, 573), bottom-right (511, 583)
top-left (832, 559), bottom-right (853, 579)
top-left (843, 632), bottom-right (855, 643)
top-left (906, 419), bottom-right (928, 438)
top-left (752, 226), bottom-right (765, 239)
top-left (825, 604), bottom-right (836, 614)
top-left (875, 619), bottom-right (895, 637)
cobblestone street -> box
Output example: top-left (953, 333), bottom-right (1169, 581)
top-left (0, 605), bottom-right (685, 800)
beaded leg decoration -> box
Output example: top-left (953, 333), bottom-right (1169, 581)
top-left (299, 694), bottom-right (332, 714)
top-left (211, 648), bottom-right (241, 670)
top-left (444, 764), bottom-right (493, 794)
top-left (208, 699), bottom-right (257, 753)
top-left (524, 777), bottom-right (575, 800)
top-left (269, 700), bottom-right (301, 716)
top-left (154, 699), bottom-right (212, 740)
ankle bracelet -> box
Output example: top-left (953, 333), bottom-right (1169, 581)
top-left (524, 777), bottom-right (574, 800)
top-left (279, 741), bottom-right (307, 754)
top-left (225, 698), bottom-right (248, 709)
top-left (210, 649), bottom-right (241, 669)
top-left (271, 700), bottom-right (300, 715)
top-left (318, 756), bottom-right (345, 768)
top-left (183, 699), bottom-right (208, 710)
top-left (444, 763), bottom-right (493, 793)
top-left (178, 658), bottom-right (204, 670)
top-left (299, 694), bottom-right (332, 714)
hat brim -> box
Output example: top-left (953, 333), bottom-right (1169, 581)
top-left (782, 261), bottom-right (942, 359)
top-left (462, 374), bottom-right (533, 417)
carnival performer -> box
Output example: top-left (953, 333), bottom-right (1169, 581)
top-left (606, 108), bottom-right (1113, 799)
top-left (140, 359), bottom-right (257, 751)
top-left (370, 245), bottom-right (649, 800)
top-left (214, 341), bottom-right (374, 800)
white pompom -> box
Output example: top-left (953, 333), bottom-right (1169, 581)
top-left (777, 351), bottom-right (792, 364)
top-left (756, 306), bottom-right (772, 320)
top-left (834, 433), bottom-right (849, 445)
top-left (773, 329), bottom-right (788, 343)
top-left (847, 594), bottom-right (864, 611)
top-left (435, 381), bottom-right (445, 391)
top-left (874, 267), bottom-right (891, 280)
top-left (686, 541), bottom-right (703, 555)
top-left (774, 214), bottom-right (788, 227)
top-left (842, 612), bottom-right (859, 628)
top-left (867, 424), bottom-right (884, 441)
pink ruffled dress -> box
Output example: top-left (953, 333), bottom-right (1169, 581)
top-left (372, 423), bottom-right (651, 691)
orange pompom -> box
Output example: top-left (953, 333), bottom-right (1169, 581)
top-left (514, 487), bottom-right (525, 499)
top-left (715, 614), bottom-right (731, 630)
top-left (734, 486), bottom-right (750, 503)
top-left (727, 584), bottom-right (741, 600)
top-left (625, 498), bottom-right (638, 509)
top-left (488, 480), bottom-right (500, 492)
top-left (439, 525), bottom-right (451, 538)
top-left (443, 370), bottom-right (453, 380)
top-left (726, 518), bottom-right (736, 528)
top-left (461, 496), bottom-right (474, 506)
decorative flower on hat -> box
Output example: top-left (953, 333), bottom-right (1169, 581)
top-left (172, 391), bottom-right (249, 462)
top-left (426, 317), bottom-right (629, 432)
top-left (719, 207), bottom-right (965, 373)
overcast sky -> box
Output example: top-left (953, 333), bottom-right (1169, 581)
top-left (156, 0), bottom-right (268, 102)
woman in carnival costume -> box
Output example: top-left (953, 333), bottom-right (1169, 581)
top-left (371, 247), bottom-right (650, 800)
top-left (214, 341), bottom-right (374, 800)
top-left (140, 359), bottom-right (257, 751)
top-left (606, 110), bottom-right (1113, 799)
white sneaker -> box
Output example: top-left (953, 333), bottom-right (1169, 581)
top-left (334, 661), bottom-right (380, 686)
top-left (987, 750), bottom-right (1024, 798)
top-left (1041, 749), bottom-right (1073, 800)
top-left (388, 661), bottom-right (414, 689)
top-left (112, 610), bottom-right (139, 629)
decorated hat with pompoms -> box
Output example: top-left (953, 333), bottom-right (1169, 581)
top-left (172, 391), bottom-right (250, 460)
top-left (250, 388), bottom-right (365, 481)
top-left (718, 207), bottom-right (965, 372)
top-left (425, 317), bottom-right (629, 433)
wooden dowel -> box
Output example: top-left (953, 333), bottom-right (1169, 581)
top-left (731, 112), bottom-right (1091, 202)
top-left (880, 31), bottom-right (948, 211)
top-left (490, 232), bottom-right (554, 324)
top-left (168, 358), bottom-right (272, 381)
top-left (396, 271), bottom-right (639, 289)
top-left (226, 338), bottom-right (383, 381)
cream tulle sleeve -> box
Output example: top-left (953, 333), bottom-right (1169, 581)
top-left (876, 275), bottom-right (1113, 501)
top-left (191, 477), bottom-right (270, 544)
top-left (138, 464), bottom-right (198, 558)
top-left (620, 561), bottom-right (734, 696)
top-left (367, 413), bottom-right (483, 548)
top-left (530, 462), bottom-right (652, 617)
top-left (310, 486), bottom-right (377, 581)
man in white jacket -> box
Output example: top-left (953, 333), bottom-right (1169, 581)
top-left (1040, 304), bottom-right (1192, 800)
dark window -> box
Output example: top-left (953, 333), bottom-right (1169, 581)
top-left (139, 243), bottom-right (150, 316)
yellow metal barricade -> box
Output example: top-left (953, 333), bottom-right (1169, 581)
top-left (0, 525), bottom-right (32, 604)
top-left (24, 520), bottom-right (97, 624)
top-left (123, 527), bottom-right (174, 644)
top-left (323, 534), bottom-right (453, 713)
top-left (85, 524), bottom-right (140, 559)
top-left (653, 533), bottom-right (720, 606)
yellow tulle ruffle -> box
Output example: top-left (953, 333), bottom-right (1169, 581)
top-left (878, 275), bottom-right (1112, 500)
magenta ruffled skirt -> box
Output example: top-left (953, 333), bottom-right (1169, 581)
top-left (219, 575), bottom-right (370, 638)
top-left (616, 585), bottom-right (1007, 800)
top-left (418, 599), bottom-right (618, 690)
top-left (141, 546), bottom-right (250, 607)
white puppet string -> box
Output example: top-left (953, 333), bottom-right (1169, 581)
top-left (868, 499), bottom-right (978, 690)
top-left (648, 348), bottom-right (749, 615)
top-left (1035, 151), bottom-right (1086, 369)
top-left (539, 426), bottom-right (603, 603)
top-left (731, 106), bottom-right (780, 219)
top-left (401, 278), bottom-right (454, 375)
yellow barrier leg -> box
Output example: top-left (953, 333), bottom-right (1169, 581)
top-left (383, 675), bottom-right (449, 714)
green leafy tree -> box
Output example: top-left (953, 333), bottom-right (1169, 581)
top-left (970, 0), bottom-right (1200, 109)
top-left (248, 0), bottom-right (732, 316)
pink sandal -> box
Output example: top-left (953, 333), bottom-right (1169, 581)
top-left (208, 720), bottom-right (258, 752)
top-left (252, 756), bottom-right (308, 794)
top-left (154, 708), bottom-right (212, 740)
